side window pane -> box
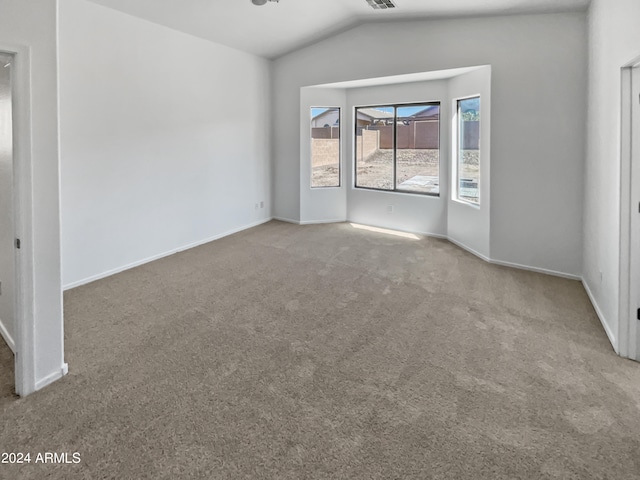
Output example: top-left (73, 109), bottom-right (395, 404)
top-left (311, 107), bottom-right (340, 188)
top-left (457, 97), bottom-right (480, 204)
top-left (396, 104), bottom-right (440, 195)
top-left (355, 106), bottom-right (394, 190)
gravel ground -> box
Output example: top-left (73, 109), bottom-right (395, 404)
top-left (312, 149), bottom-right (479, 194)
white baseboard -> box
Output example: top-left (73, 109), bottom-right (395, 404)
top-left (346, 220), bottom-right (448, 240)
top-left (446, 237), bottom-right (491, 263)
top-left (63, 218), bottom-right (273, 290)
top-left (299, 218), bottom-right (347, 225)
top-left (56, 217), bottom-right (617, 373)
top-left (35, 363), bottom-right (69, 391)
top-left (235, 218), bottom-right (584, 284)
top-left (582, 279), bottom-right (618, 353)
top-left (241, 219), bottom-right (616, 356)
top-left (342, 220), bottom-right (612, 353)
top-left (272, 216), bottom-right (300, 224)
top-left (342, 220), bottom-right (580, 281)
top-left (445, 237), bottom-right (581, 280)
top-left (490, 259), bottom-right (581, 281)
top-left (0, 319), bottom-right (15, 353)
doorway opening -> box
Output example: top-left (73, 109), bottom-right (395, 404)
top-left (0, 51), bottom-right (16, 400)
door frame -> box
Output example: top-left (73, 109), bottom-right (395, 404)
top-left (620, 55), bottom-right (640, 361)
top-left (0, 44), bottom-right (36, 396)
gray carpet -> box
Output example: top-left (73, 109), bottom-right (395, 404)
top-left (0, 339), bottom-right (14, 403)
top-left (1, 220), bottom-right (640, 479)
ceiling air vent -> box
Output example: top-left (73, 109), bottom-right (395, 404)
top-left (366, 0), bottom-right (396, 9)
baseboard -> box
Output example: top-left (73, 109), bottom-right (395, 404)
top-left (285, 220), bottom-right (615, 356)
top-left (35, 363), bottom-right (69, 391)
top-left (299, 218), bottom-right (347, 225)
top-left (346, 219), bottom-right (448, 240)
top-left (272, 216), bottom-right (300, 224)
top-left (582, 279), bottom-right (618, 353)
top-left (272, 217), bottom-right (346, 226)
top-left (449, 242), bottom-right (580, 281)
top-left (296, 219), bottom-right (580, 281)
top-left (446, 237), bottom-right (491, 263)
top-left (0, 319), bottom-right (15, 353)
top-left (63, 218), bottom-right (273, 290)
top-left (490, 259), bottom-right (581, 281)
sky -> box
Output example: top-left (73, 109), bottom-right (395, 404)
top-left (459, 97), bottom-right (480, 112)
top-left (311, 108), bottom-right (330, 117)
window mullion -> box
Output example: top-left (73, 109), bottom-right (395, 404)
top-left (393, 106), bottom-right (397, 190)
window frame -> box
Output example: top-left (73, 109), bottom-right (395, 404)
top-left (454, 95), bottom-right (481, 206)
top-left (310, 106), bottom-right (342, 189)
top-left (353, 101), bottom-right (441, 197)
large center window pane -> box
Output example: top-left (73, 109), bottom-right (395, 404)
top-left (396, 104), bottom-right (440, 195)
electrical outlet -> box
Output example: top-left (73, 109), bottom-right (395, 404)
top-left (260, 201), bottom-right (264, 209)
top-left (387, 205), bottom-right (394, 213)
top-left (254, 203), bottom-right (259, 210)
top-left (599, 271), bottom-right (603, 283)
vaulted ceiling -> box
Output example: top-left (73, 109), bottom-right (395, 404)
top-left (86, 0), bottom-right (591, 59)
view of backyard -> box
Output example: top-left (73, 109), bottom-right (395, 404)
top-left (353, 148), bottom-right (479, 197)
top-left (311, 102), bottom-right (479, 201)
top-left (356, 149), bottom-right (440, 194)
top-left (458, 150), bottom-right (480, 203)
top-left (312, 164), bottom-right (340, 187)
top-left (312, 148), bottom-right (479, 198)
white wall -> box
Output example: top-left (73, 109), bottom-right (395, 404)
top-left (448, 67), bottom-right (491, 259)
top-left (273, 13), bottom-right (587, 278)
top-left (0, 54), bottom-right (15, 351)
top-left (584, 0), bottom-right (640, 352)
top-left (59, 0), bottom-right (272, 288)
top-left (346, 80), bottom-right (449, 236)
top-left (0, 0), bottom-right (64, 394)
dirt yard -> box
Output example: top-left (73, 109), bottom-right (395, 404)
top-left (312, 149), bottom-right (479, 196)
top-left (311, 166), bottom-right (341, 188)
top-left (356, 149), bottom-right (439, 192)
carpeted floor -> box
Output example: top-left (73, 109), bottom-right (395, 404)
top-left (0, 339), bottom-right (14, 403)
top-left (1, 220), bottom-right (640, 479)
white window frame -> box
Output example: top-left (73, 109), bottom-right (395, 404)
top-left (453, 95), bottom-right (481, 206)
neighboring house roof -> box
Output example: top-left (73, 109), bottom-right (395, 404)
top-left (312, 108), bottom-right (339, 121)
top-left (312, 110), bottom-right (330, 121)
top-left (409, 105), bottom-right (440, 119)
top-left (314, 106), bottom-right (439, 125)
top-left (357, 108), bottom-right (395, 120)
top-left (358, 107), bottom-right (439, 124)
top-left (312, 109), bottom-right (340, 128)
